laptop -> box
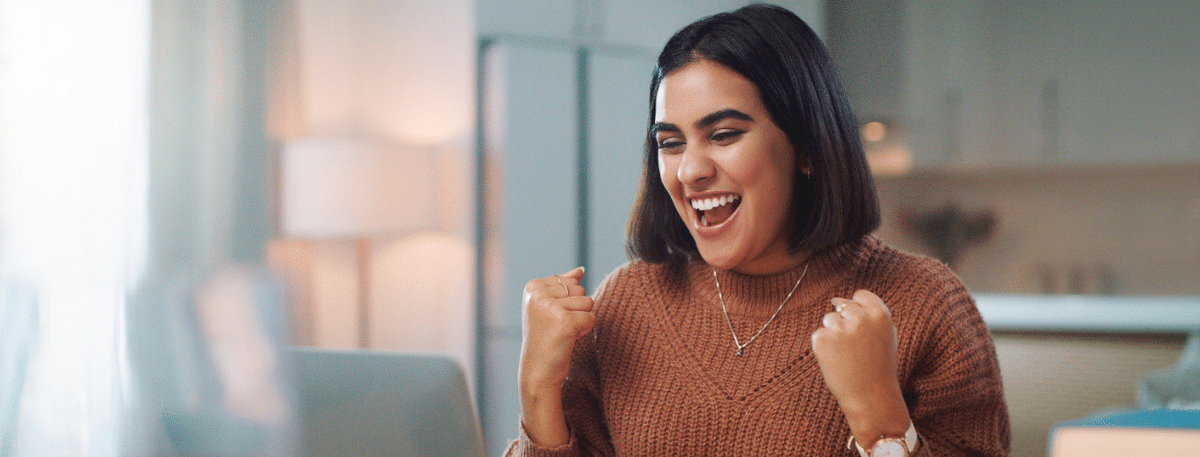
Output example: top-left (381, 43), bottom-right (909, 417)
top-left (288, 347), bottom-right (486, 457)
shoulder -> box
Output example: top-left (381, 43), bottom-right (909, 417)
top-left (849, 237), bottom-right (986, 337)
top-left (585, 260), bottom-right (685, 350)
top-left (593, 258), bottom-right (689, 298)
top-left (855, 239), bottom-right (1001, 382)
top-left (860, 237), bottom-right (957, 282)
top-left (590, 258), bottom-right (698, 321)
top-left (852, 236), bottom-right (968, 305)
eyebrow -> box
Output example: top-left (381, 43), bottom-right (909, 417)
top-left (649, 108), bottom-right (755, 136)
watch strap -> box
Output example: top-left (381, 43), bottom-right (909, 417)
top-left (848, 422), bottom-right (919, 457)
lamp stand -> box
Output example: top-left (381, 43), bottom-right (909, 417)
top-left (356, 236), bottom-right (371, 348)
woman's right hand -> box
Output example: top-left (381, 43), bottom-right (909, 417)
top-left (518, 266), bottom-right (594, 446)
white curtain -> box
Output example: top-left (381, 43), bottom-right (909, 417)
top-left (0, 1), bottom-right (150, 455)
top-left (0, 1), bottom-right (287, 455)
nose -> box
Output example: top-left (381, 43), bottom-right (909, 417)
top-left (676, 148), bottom-right (715, 187)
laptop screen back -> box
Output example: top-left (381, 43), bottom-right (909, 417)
top-left (289, 347), bottom-right (485, 457)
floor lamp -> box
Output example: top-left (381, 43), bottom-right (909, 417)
top-left (280, 136), bottom-right (437, 348)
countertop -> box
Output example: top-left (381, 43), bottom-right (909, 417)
top-left (974, 294), bottom-right (1200, 334)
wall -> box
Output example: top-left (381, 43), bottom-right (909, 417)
top-left (876, 165), bottom-right (1200, 296)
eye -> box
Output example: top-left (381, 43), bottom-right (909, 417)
top-left (710, 129), bottom-right (743, 145)
top-left (656, 137), bottom-right (685, 154)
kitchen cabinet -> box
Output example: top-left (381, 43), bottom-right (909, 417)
top-left (479, 0), bottom-right (825, 51)
top-left (828, 0), bottom-right (998, 170)
top-left (477, 0), bottom-right (577, 39)
top-left (993, 0), bottom-right (1200, 167)
top-left (476, 38), bottom-right (655, 454)
top-left (477, 43), bottom-right (580, 455)
top-left (603, 0), bottom-right (782, 49)
top-left (901, 0), bottom-right (999, 168)
top-left (830, 0), bottom-right (1200, 171)
top-left (586, 53), bottom-right (654, 290)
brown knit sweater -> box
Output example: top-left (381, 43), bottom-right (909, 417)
top-left (506, 236), bottom-right (1010, 456)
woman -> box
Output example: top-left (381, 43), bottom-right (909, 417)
top-left (508, 4), bottom-right (1009, 456)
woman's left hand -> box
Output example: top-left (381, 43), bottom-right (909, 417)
top-left (811, 290), bottom-right (912, 446)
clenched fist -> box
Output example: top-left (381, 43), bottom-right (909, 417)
top-left (519, 267), bottom-right (593, 446)
top-left (812, 290), bottom-right (912, 448)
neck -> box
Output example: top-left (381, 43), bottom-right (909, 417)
top-left (728, 251), bottom-right (810, 276)
top-left (710, 259), bottom-right (814, 316)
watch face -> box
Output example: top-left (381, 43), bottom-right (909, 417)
top-left (872, 440), bottom-right (907, 457)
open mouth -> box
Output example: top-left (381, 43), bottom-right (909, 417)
top-left (690, 194), bottom-right (741, 227)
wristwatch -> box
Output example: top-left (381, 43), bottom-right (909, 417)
top-left (848, 422), bottom-right (919, 457)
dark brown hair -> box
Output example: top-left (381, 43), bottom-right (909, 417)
top-left (627, 3), bottom-right (880, 263)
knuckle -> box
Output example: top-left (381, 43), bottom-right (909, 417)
top-left (524, 279), bottom-right (543, 295)
top-left (526, 290), bottom-right (548, 309)
top-left (873, 304), bottom-right (892, 319)
top-left (811, 330), bottom-right (829, 350)
top-left (574, 314), bottom-right (597, 335)
top-left (821, 313), bottom-right (837, 327)
top-left (547, 302), bottom-right (568, 317)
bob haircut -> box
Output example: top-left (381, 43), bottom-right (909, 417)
top-left (627, 3), bottom-right (880, 264)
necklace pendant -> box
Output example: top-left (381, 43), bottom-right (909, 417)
top-left (713, 263), bottom-right (809, 362)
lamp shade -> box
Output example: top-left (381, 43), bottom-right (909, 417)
top-left (281, 136), bottom-right (437, 239)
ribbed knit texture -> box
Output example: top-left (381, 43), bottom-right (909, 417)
top-left (506, 236), bottom-right (1010, 456)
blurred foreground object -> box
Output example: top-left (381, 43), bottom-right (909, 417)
top-left (1, 282), bottom-right (37, 457)
top-left (1048, 408), bottom-right (1200, 456)
top-left (126, 265), bottom-right (296, 456)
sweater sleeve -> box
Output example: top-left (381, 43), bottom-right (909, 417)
top-left (905, 282), bottom-right (1011, 456)
top-left (504, 269), bottom-right (622, 457)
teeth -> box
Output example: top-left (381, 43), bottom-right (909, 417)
top-left (690, 195), bottom-right (740, 211)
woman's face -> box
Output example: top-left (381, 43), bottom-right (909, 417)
top-left (653, 59), bottom-right (804, 275)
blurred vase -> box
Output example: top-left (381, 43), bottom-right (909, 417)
top-left (1138, 332), bottom-right (1200, 409)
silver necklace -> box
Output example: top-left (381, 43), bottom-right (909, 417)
top-left (712, 262), bottom-right (809, 357)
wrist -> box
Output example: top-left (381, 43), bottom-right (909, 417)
top-left (519, 369), bottom-right (565, 401)
top-left (839, 386), bottom-right (912, 454)
top-left (519, 387), bottom-right (568, 447)
top-left (518, 356), bottom-right (567, 393)
top-left (519, 374), bottom-right (563, 410)
top-left (841, 391), bottom-right (910, 438)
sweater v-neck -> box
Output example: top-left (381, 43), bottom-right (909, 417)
top-left (690, 239), bottom-right (868, 317)
top-left (650, 237), bottom-right (873, 403)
